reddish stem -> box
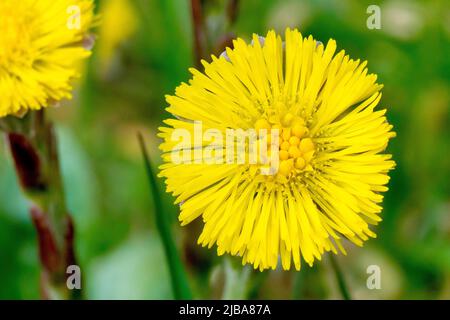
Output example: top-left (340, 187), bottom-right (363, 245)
top-left (226, 0), bottom-right (240, 25)
top-left (8, 133), bottom-right (46, 192)
top-left (190, 0), bottom-right (207, 67)
top-left (6, 112), bottom-right (80, 299)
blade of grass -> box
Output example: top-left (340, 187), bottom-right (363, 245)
top-left (138, 133), bottom-right (192, 300)
top-left (329, 253), bottom-right (351, 300)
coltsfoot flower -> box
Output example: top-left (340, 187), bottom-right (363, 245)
top-left (0, 0), bottom-right (96, 117)
top-left (159, 29), bottom-right (396, 271)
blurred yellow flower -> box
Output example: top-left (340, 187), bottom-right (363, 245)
top-left (0, 0), bottom-right (95, 117)
top-left (97, 0), bottom-right (138, 73)
top-left (159, 29), bottom-right (395, 271)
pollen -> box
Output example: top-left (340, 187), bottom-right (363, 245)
top-left (276, 115), bottom-right (315, 178)
top-left (254, 113), bottom-right (315, 179)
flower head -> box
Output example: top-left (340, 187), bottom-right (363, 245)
top-left (0, 0), bottom-right (96, 117)
top-left (159, 29), bottom-right (395, 271)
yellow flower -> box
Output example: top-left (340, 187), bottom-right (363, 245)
top-left (0, 0), bottom-right (96, 117)
top-left (159, 29), bottom-right (396, 271)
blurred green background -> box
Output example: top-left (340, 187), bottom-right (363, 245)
top-left (0, 0), bottom-right (449, 299)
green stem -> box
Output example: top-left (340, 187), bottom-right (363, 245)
top-left (292, 270), bottom-right (304, 299)
top-left (329, 253), bottom-right (351, 300)
top-left (138, 133), bottom-right (192, 300)
top-left (246, 271), bottom-right (267, 299)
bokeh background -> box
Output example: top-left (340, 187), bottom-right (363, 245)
top-left (0, 0), bottom-right (449, 299)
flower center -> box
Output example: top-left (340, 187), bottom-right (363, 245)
top-left (0, 2), bottom-right (34, 72)
top-left (254, 112), bottom-right (315, 180)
